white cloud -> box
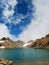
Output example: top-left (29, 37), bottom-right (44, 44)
top-left (0, 23), bottom-right (17, 41)
top-left (16, 0), bottom-right (49, 42)
top-left (7, 0), bottom-right (18, 8)
top-left (1, 0), bottom-right (18, 8)
top-left (0, 24), bottom-right (10, 38)
top-left (2, 0), bottom-right (18, 23)
top-left (3, 9), bottom-right (14, 19)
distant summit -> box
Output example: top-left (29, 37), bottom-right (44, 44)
top-left (45, 34), bottom-right (49, 38)
top-left (1, 37), bottom-right (12, 41)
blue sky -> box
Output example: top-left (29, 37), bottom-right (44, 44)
top-left (0, 0), bottom-right (49, 42)
top-left (0, 0), bottom-right (35, 38)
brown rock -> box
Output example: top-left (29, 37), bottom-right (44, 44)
top-left (28, 34), bottom-right (49, 49)
top-left (0, 58), bottom-right (13, 65)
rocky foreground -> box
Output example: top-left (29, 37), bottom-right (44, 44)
top-left (0, 34), bottom-right (49, 49)
top-left (0, 58), bottom-right (13, 65)
top-left (0, 58), bottom-right (49, 65)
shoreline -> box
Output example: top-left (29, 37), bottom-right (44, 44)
top-left (0, 58), bottom-right (49, 65)
top-left (13, 60), bottom-right (49, 65)
top-left (0, 47), bottom-right (49, 50)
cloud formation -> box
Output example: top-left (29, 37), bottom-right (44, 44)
top-left (0, 0), bottom-right (49, 42)
top-left (2, 0), bottom-right (32, 24)
top-left (2, 0), bottom-right (18, 23)
top-left (0, 23), bottom-right (17, 41)
top-left (17, 0), bottom-right (49, 42)
top-left (0, 24), bottom-right (10, 38)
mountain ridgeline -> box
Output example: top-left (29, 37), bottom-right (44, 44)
top-left (27, 34), bottom-right (49, 49)
top-left (0, 37), bottom-right (25, 48)
top-left (0, 34), bottom-right (49, 49)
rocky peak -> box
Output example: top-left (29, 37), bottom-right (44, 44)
top-left (1, 37), bottom-right (11, 41)
top-left (45, 34), bottom-right (49, 38)
top-left (29, 34), bottom-right (49, 49)
top-left (1, 37), bottom-right (7, 40)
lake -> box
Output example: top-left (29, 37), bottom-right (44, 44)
top-left (0, 48), bottom-right (49, 65)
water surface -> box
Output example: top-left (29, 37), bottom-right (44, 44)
top-left (0, 48), bottom-right (49, 65)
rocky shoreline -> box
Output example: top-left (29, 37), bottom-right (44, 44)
top-left (0, 58), bottom-right (13, 65)
top-left (0, 58), bottom-right (49, 65)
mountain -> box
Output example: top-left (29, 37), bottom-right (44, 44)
top-left (27, 34), bottom-right (49, 49)
top-left (0, 37), bottom-right (25, 48)
top-left (15, 40), bottom-right (25, 48)
top-left (0, 37), bottom-right (16, 48)
top-left (0, 34), bottom-right (49, 49)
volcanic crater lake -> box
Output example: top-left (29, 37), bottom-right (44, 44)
top-left (0, 48), bottom-right (49, 65)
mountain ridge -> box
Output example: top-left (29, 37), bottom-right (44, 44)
top-left (0, 34), bottom-right (49, 49)
top-left (26, 34), bottom-right (49, 49)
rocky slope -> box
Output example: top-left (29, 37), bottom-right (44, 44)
top-left (0, 37), bottom-right (16, 48)
top-left (0, 37), bottom-right (25, 48)
top-left (27, 34), bottom-right (49, 49)
top-left (15, 40), bottom-right (25, 48)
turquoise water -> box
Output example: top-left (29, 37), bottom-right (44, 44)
top-left (0, 48), bottom-right (49, 62)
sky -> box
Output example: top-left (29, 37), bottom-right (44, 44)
top-left (0, 0), bottom-right (49, 42)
